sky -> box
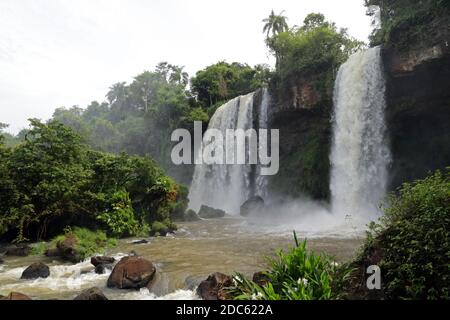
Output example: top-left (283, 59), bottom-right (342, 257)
top-left (0, 0), bottom-right (372, 134)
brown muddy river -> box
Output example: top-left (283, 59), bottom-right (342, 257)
top-left (0, 217), bottom-right (364, 300)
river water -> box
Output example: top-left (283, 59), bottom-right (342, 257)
top-left (0, 218), bottom-right (363, 300)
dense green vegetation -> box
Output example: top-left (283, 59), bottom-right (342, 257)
top-left (51, 228), bottom-right (117, 262)
top-left (267, 13), bottom-right (364, 105)
top-left (229, 233), bottom-right (351, 300)
top-left (8, 62), bottom-right (268, 185)
top-left (191, 62), bottom-right (271, 109)
top-left (364, 0), bottom-right (450, 49)
top-left (346, 169), bottom-right (450, 300)
top-left (0, 120), bottom-right (185, 242)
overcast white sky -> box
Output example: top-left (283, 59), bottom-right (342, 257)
top-left (0, 0), bottom-right (372, 134)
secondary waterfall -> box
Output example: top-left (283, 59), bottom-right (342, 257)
top-left (330, 46), bottom-right (391, 222)
top-left (188, 89), bottom-right (270, 214)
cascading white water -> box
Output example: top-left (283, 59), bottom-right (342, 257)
top-left (330, 46), bottom-right (391, 223)
top-left (188, 89), bottom-right (269, 214)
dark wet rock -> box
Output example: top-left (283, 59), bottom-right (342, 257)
top-left (94, 264), bottom-right (106, 274)
top-left (21, 262), bottom-right (50, 280)
top-left (56, 235), bottom-right (80, 263)
top-left (0, 256), bottom-right (4, 264)
top-left (91, 256), bottom-right (115, 267)
top-left (198, 205), bottom-right (226, 219)
top-left (149, 224), bottom-right (175, 237)
top-left (196, 272), bottom-right (233, 300)
top-left (107, 256), bottom-right (156, 289)
top-left (252, 271), bottom-right (271, 287)
top-left (184, 275), bottom-right (204, 291)
top-left (0, 292), bottom-right (32, 300)
top-left (74, 287), bottom-right (108, 300)
top-left (240, 196), bottom-right (265, 217)
top-left (44, 248), bottom-right (60, 258)
top-left (94, 263), bottom-right (113, 275)
top-left (132, 239), bottom-right (149, 245)
top-left (184, 209), bottom-right (201, 221)
top-left (5, 244), bottom-right (31, 257)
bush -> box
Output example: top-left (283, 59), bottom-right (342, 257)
top-left (95, 190), bottom-right (139, 238)
top-left (269, 13), bottom-right (364, 104)
top-left (349, 169), bottom-right (450, 300)
top-left (30, 242), bottom-right (48, 256)
top-left (229, 233), bottom-right (351, 300)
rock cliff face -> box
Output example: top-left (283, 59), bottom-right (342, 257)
top-left (383, 40), bottom-right (450, 190)
top-left (267, 80), bottom-right (332, 200)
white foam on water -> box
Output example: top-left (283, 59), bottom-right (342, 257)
top-left (115, 288), bottom-right (199, 300)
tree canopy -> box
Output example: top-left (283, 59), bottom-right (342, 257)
top-left (0, 120), bottom-right (184, 241)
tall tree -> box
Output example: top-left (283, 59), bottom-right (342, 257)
top-left (262, 10), bottom-right (289, 39)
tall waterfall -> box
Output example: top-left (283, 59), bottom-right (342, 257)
top-left (188, 89), bottom-right (270, 214)
top-left (330, 46), bottom-right (391, 222)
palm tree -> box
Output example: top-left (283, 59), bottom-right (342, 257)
top-left (262, 10), bottom-right (289, 39)
top-left (168, 65), bottom-right (189, 87)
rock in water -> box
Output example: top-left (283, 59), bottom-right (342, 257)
top-left (5, 245), bottom-right (31, 257)
top-left (56, 235), bottom-right (80, 263)
top-left (240, 196), bottom-right (265, 217)
top-left (132, 239), bottom-right (149, 245)
top-left (21, 262), bottom-right (50, 280)
top-left (74, 287), bottom-right (108, 300)
top-left (198, 205), bottom-right (226, 219)
top-left (91, 256), bottom-right (115, 267)
top-left (107, 256), bottom-right (156, 289)
top-left (196, 272), bottom-right (233, 300)
top-left (0, 292), bottom-right (32, 300)
top-left (184, 209), bottom-right (201, 221)
top-left (94, 264), bottom-right (106, 274)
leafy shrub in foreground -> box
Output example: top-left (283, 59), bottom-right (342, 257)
top-left (348, 169), bottom-right (450, 300)
top-left (229, 233), bottom-right (351, 300)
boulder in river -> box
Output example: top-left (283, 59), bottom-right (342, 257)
top-left (56, 235), bottom-right (80, 263)
top-left (21, 262), bottom-right (50, 280)
top-left (107, 256), bottom-right (156, 289)
top-left (91, 256), bottom-right (115, 267)
top-left (132, 239), bottom-right (149, 245)
top-left (0, 292), bottom-right (32, 300)
top-left (74, 287), bottom-right (108, 300)
top-left (196, 272), bottom-right (233, 300)
top-left (198, 205), bottom-right (226, 219)
top-left (184, 209), bottom-right (201, 221)
top-left (240, 196), bottom-right (265, 217)
top-left (5, 244), bottom-right (31, 257)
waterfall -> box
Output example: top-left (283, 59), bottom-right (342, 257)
top-left (255, 89), bottom-right (270, 199)
top-left (188, 89), bottom-right (269, 214)
top-left (330, 46), bottom-right (391, 223)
